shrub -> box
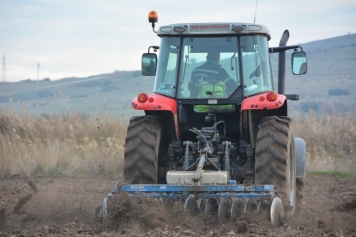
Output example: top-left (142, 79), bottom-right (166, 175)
top-left (328, 89), bottom-right (350, 96)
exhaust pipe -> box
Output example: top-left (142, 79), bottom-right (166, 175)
top-left (278, 30), bottom-right (289, 95)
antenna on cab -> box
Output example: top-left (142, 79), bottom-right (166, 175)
top-left (254, 0), bottom-right (258, 24)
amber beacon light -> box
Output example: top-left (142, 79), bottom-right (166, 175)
top-left (148, 10), bottom-right (158, 23)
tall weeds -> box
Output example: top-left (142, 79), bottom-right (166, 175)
top-left (0, 110), bottom-right (355, 177)
top-left (0, 111), bottom-right (126, 177)
top-left (293, 110), bottom-right (356, 173)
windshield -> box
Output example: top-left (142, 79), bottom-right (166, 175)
top-left (153, 37), bottom-right (180, 97)
top-left (153, 35), bottom-right (273, 99)
top-left (241, 36), bottom-right (273, 96)
top-left (178, 37), bottom-right (240, 99)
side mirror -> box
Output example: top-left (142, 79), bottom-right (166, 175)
top-left (142, 53), bottom-right (157, 76)
top-left (292, 51), bottom-right (307, 75)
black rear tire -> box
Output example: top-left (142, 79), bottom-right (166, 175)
top-left (124, 116), bottom-right (164, 184)
top-left (255, 116), bottom-right (296, 215)
top-left (295, 177), bottom-right (304, 217)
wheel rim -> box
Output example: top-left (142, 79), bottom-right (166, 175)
top-left (288, 137), bottom-right (296, 211)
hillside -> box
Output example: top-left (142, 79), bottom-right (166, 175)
top-left (0, 71), bottom-right (149, 118)
top-left (0, 33), bottom-right (355, 118)
top-left (271, 33), bottom-right (356, 113)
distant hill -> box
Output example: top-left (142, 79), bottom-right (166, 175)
top-left (299, 33), bottom-right (356, 52)
top-left (274, 33), bottom-right (356, 114)
top-left (1, 33), bottom-right (355, 118)
top-left (0, 71), bottom-right (149, 118)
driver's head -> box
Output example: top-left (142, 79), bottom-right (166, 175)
top-left (207, 50), bottom-right (220, 63)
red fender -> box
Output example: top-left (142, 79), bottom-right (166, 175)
top-left (241, 92), bottom-right (286, 111)
top-left (131, 93), bottom-right (178, 139)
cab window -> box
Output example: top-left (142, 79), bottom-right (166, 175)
top-left (177, 36), bottom-right (240, 99)
top-left (153, 37), bottom-right (180, 97)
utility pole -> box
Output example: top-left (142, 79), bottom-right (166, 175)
top-left (1, 55), bottom-right (6, 82)
top-left (37, 63), bottom-right (40, 85)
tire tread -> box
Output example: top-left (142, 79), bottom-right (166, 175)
top-left (124, 116), bottom-right (162, 184)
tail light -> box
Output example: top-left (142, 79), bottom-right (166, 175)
top-left (138, 93), bottom-right (148, 103)
top-left (266, 92), bottom-right (277, 101)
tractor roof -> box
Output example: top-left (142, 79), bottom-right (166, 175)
top-left (157, 22), bottom-right (271, 40)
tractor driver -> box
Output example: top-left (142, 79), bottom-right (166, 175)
top-left (188, 50), bottom-right (237, 98)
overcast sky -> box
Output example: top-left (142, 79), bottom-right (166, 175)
top-left (1, 0), bottom-right (355, 82)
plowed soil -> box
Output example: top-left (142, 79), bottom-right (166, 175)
top-left (0, 174), bottom-right (355, 237)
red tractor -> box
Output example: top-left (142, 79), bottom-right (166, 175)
top-left (111, 10), bottom-right (307, 226)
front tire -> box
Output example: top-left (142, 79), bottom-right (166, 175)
top-left (124, 116), bottom-right (164, 184)
top-left (255, 116), bottom-right (296, 215)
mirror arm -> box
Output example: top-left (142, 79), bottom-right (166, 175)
top-left (269, 45), bottom-right (303, 53)
top-left (148, 46), bottom-right (160, 53)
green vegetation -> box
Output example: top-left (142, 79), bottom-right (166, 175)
top-left (310, 171), bottom-right (356, 180)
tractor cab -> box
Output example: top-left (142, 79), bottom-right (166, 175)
top-left (141, 15), bottom-right (306, 103)
top-left (138, 11), bottom-right (307, 144)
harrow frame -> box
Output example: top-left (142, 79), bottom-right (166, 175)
top-left (102, 183), bottom-right (285, 226)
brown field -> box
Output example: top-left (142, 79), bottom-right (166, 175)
top-left (0, 111), bottom-right (355, 236)
top-left (0, 174), bottom-right (355, 236)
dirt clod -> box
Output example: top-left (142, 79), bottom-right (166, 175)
top-left (13, 194), bottom-right (32, 214)
top-left (27, 178), bottom-right (39, 194)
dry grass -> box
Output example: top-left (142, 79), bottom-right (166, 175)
top-left (0, 109), bottom-right (355, 177)
top-left (293, 110), bottom-right (356, 173)
top-left (0, 110), bottom-right (127, 177)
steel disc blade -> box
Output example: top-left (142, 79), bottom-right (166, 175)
top-left (205, 198), bottom-right (219, 223)
top-left (199, 198), bottom-right (206, 214)
top-left (165, 197), bottom-right (176, 209)
top-left (184, 196), bottom-right (198, 215)
top-left (231, 198), bottom-right (244, 221)
top-left (270, 197), bottom-right (284, 227)
top-left (257, 199), bottom-right (269, 214)
top-left (159, 197), bottom-right (164, 207)
top-left (218, 197), bottom-right (231, 222)
top-left (178, 197), bottom-right (186, 204)
top-left (102, 197), bottom-right (108, 220)
top-left (244, 198), bottom-right (258, 213)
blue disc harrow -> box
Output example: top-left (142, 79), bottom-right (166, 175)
top-left (102, 183), bottom-right (284, 226)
